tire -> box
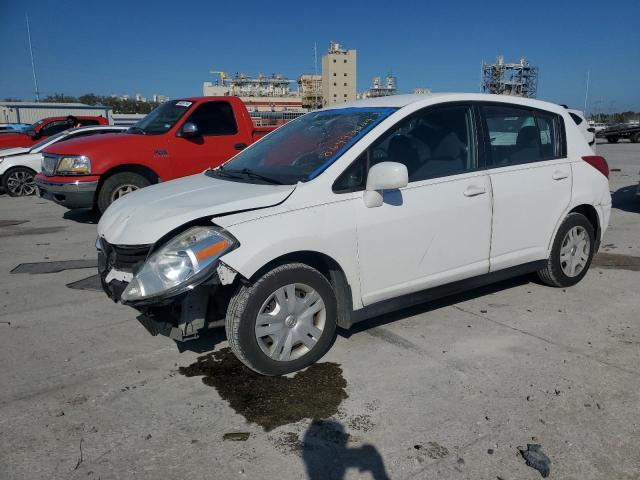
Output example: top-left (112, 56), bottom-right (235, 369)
top-left (226, 262), bottom-right (338, 376)
top-left (2, 167), bottom-right (36, 197)
top-left (537, 212), bottom-right (595, 288)
top-left (606, 136), bottom-right (619, 143)
top-left (630, 132), bottom-right (640, 144)
top-left (97, 172), bottom-right (150, 213)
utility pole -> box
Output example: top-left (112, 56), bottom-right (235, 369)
top-left (26, 13), bottom-right (40, 102)
top-left (313, 42), bottom-right (318, 110)
top-left (583, 69), bottom-right (590, 114)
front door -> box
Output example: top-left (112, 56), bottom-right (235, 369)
top-left (349, 104), bottom-right (493, 306)
top-left (480, 104), bottom-right (572, 271)
top-left (168, 101), bottom-right (248, 178)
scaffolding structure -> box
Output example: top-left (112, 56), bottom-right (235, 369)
top-left (297, 74), bottom-right (322, 110)
top-left (358, 74), bottom-right (397, 100)
top-left (481, 56), bottom-right (538, 98)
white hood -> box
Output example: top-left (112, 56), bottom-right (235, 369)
top-left (97, 173), bottom-right (296, 245)
top-left (0, 146), bottom-right (30, 157)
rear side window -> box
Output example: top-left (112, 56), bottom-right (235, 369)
top-left (186, 101), bottom-right (238, 136)
top-left (482, 105), bottom-right (563, 166)
top-left (80, 119), bottom-right (100, 126)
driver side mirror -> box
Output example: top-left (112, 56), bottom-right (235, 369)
top-left (363, 161), bottom-right (408, 208)
top-left (179, 122), bottom-right (199, 138)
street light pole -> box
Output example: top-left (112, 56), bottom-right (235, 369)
top-left (26, 13), bottom-right (40, 102)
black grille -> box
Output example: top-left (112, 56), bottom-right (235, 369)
top-left (100, 241), bottom-right (151, 274)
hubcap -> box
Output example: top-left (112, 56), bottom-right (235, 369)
top-left (560, 226), bottom-right (590, 277)
top-left (111, 184), bottom-right (139, 202)
top-left (255, 283), bottom-right (326, 362)
top-left (6, 170), bottom-right (35, 196)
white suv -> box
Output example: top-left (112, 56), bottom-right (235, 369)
top-left (97, 93), bottom-right (611, 375)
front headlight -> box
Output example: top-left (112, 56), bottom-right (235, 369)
top-left (56, 155), bottom-right (91, 174)
top-left (121, 226), bottom-right (238, 303)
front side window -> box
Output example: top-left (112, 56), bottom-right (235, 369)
top-left (210, 108), bottom-right (394, 184)
top-left (483, 105), bottom-right (562, 166)
top-left (130, 100), bottom-right (193, 135)
top-left (369, 105), bottom-right (476, 183)
top-left (185, 101), bottom-right (238, 136)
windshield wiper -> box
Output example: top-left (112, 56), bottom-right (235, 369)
top-left (207, 167), bottom-right (243, 179)
top-left (127, 126), bottom-right (147, 135)
top-left (224, 168), bottom-right (284, 185)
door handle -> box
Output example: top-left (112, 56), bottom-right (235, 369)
top-left (552, 171), bottom-right (569, 180)
top-left (234, 143), bottom-right (247, 151)
top-left (463, 185), bottom-right (487, 197)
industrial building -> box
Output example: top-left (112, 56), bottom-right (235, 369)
top-left (0, 101), bottom-right (113, 124)
top-left (358, 74), bottom-right (397, 99)
top-left (322, 42), bottom-right (356, 106)
top-left (481, 56), bottom-right (538, 98)
top-left (203, 72), bottom-right (302, 113)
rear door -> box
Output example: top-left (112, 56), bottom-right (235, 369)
top-left (480, 104), bottom-right (571, 271)
top-left (168, 100), bottom-right (249, 178)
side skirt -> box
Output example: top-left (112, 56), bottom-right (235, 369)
top-left (348, 261), bottom-right (546, 327)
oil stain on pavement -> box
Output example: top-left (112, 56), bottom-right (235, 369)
top-left (179, 347), bottom-right (348, 431)
top-left (0, 226), bottom-right (66, 237)
top-left (592, 253), bottom-right (640, 271)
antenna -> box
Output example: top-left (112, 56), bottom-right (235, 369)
top-left (26, 13), bottom-right (40, 102)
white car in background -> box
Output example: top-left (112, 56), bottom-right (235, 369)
top-left (568, 109), bottom-right (596, 148)
top-left (97, 93), bottom-right (611, 375)
top-left (0, 125), bottom-right (126, 196)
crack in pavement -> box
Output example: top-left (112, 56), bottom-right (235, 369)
top-left (451, 305), bottom-right (640, 379)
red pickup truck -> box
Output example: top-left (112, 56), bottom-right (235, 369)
top-left (0, 115), bottom-right (108, 149)
top-left (35, 97), bottom-right (275, 213)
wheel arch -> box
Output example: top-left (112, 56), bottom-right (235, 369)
top-left (569, 204), bottom-right (601, 251)
top-left (240, 250), bottom-right (354, 329)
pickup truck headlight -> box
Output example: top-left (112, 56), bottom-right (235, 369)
top-left (121, 226), bottom-right (238, 303)
top-left (56, 155), bottom-right (91, 174)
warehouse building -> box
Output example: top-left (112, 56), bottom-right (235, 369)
top-left (0, 102), bottom-right (113, 125)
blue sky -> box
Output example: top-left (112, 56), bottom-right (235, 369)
top-left (1, 0), bottom-right (639, 113)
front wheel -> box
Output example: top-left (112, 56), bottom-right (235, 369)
top-left (537, 212), bottom-right (595, 287)
top-left (2, 167), bottom-right (36, 197)
top-left (97, 172), bottom-right (150, 213)
top-left (225, 263), bottom-right (338, 375)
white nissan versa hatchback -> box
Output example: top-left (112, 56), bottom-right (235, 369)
top-left (97, 93), bottom-right (611, 375)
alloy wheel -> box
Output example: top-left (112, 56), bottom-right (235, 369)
top-left (6, 170), bottom-right (36, 196)
top-left (110, 184), bottom-right (139, 202)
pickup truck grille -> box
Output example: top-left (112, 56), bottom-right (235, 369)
top-left (42, 154), bottom-right (59, 176)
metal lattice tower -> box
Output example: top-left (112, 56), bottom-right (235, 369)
top-left (481, 56), bottom-right (538, 98)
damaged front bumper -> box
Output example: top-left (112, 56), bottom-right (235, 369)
top-left (98, 243), bottom-right (237, 342)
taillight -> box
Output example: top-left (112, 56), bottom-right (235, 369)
top-left (582, 155), bottom-right (609, 179)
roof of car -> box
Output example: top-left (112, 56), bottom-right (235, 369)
top-left (326, 93), bottom-right (565, 114)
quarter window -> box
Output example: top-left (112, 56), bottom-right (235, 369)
top-left (185, 101), bottom-right (237, 136)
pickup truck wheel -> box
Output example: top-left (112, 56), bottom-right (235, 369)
top-left (606, 136), bottom-right (619, 143)
top-left (97, 172), bottom-right (150, 213)
top-left (2, 167), bottom-right (36, 197)
top-left (630, 132), bottom-right (640, 143)
top-left (226, 263), bottom-right (338, 376)
top-left (537, 213), bottom-right (595, 288)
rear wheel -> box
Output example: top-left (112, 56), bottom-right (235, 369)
top-left (537, 213), bottom-right (595, 287)
top-left (226, 263), bottom-right (338, 375)
top-left (97, 172), bottom-right (150, 213)
top-left (630, 132), bottom-right (640, 143)
top-left (606, 136), bottom-right (619, 143)
top-left (2, 167), bottom-right (36, 197)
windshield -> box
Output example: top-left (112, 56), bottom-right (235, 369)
top-left (31, 129), bottom-right (71, 151)
top-left (210, 107), bottom-right (395, 184)
top-left (129, 100), bottom-right (193, 135)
